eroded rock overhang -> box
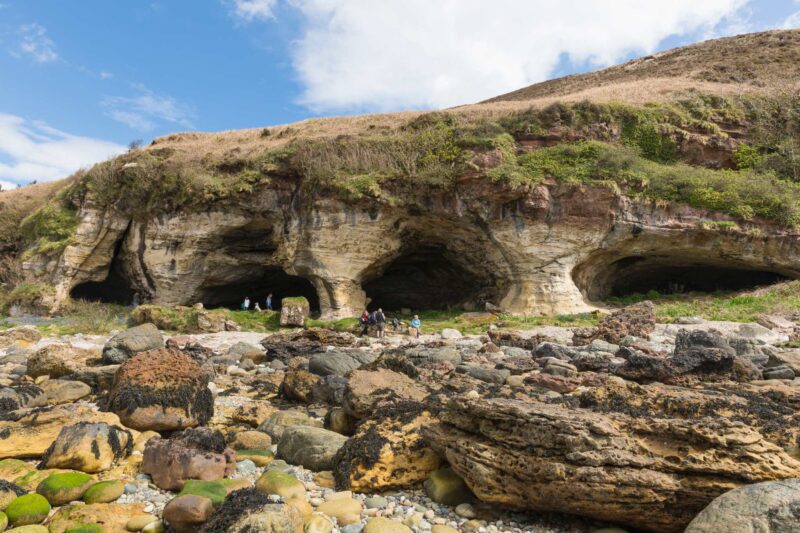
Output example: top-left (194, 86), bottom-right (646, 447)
top-left (38, 181), bottom-right (800, 319)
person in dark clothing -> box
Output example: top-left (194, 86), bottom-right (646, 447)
top-left (266, 293), bottom-right (273, 311)
top-left (391, 316), bottom-right (400, 331)
top-left (375, 308), bottom-right (387, 338)
top-left (359, 310), bottom-right (370, 337)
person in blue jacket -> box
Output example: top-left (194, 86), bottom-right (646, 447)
top-left (410, 315), bottom-right (421, 338)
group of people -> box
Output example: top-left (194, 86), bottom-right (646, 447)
top-left (359, 309), bottom-right (422, 338)
top-left (241, 293), bottom-right (273, 312)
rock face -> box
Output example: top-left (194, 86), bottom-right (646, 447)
top-left (40, 422), bottom-right (133, 473)
top-left (141, 428), bottom-right (236, 491)
top-left (35, 174), bottom-right (800, 320)
top-left (102, 323), bottom-right (164, 364)
top-left (106, 347), bottom-right (213, 431)
top-left (424, 389), bottom-right (800, 533)
top-left (685, 479), bottom-right (800, 533)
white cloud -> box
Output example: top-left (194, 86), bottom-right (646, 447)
top-left (782, 0), bottom-right (800, 29)
top-left (225, 0), bottom-right (277, 22)
top-left (11, 23), bottom-right (58, 63)
top-left (0, 113), bottom-right (126, 185)
top-left (287, 0), bottom-right (749, 111)
top-left (101, 84), bottom-right (195, 132)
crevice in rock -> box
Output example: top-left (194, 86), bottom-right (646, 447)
top-left (574, 253), bottom-right (791, 300)
top-left (362, 244), bottom-right (500, 311)
top-left (69, 232), bottom-right (137, 305)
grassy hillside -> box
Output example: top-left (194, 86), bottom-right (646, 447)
top-left (484, 30), bottom-right (800, 104)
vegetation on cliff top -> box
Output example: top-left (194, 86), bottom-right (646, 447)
top-left (57, 90), bottom-right (800, 229)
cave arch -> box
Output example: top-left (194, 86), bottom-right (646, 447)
top-left (362, 245), bottom-right (501, 311)
top-left (197, 266), bottom-right (320, 312)
top-left (574, 253), bottom-right (792, 301)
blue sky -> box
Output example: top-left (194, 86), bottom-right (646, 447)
top-left (0, 0), bottom-right (798, 188)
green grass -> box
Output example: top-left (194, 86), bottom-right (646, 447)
top-left (19, 200), bottom-right (78, 260)
top-left (608, 281), bottom-right (800, 322)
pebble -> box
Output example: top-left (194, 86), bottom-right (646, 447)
top-left (236, 459), bottom-right (257, 475)
top-left (456, 503), bottom-right (477, 518)
top-left (364, 496), bottom-right (389, 509)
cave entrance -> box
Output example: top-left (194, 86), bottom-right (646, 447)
top-left (69, 240), bottom-right (137, 305)
top-left (363, 245), bottom-right (494, 311)
top-left (198, 267), bottom-right (320, 312)
top-left (580, 255), bottom-right (790, 300)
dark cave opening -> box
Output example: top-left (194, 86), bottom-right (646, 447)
top-left (69, 241), bottom-right (137, 306)
top-left (589, 256), bottom-right (790, 299)
top-left (198, 266), bottom-right (320, 312)
top-left (363, 245), bottom-right (493, 311)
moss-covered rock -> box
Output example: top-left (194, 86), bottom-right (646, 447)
top-left (13, 470), bottom-right (64, 492)
top-left (36, 472), bottom-right (94, 506)
top-left (82, 480), bottom-right (124, 504)
top-left (64, 525), bottom-right (104, 533)
top-left (235, 449), bottom-right (274, 467)
top-left (0, 480), bottom-right (27, 511)
top-left (6, 525), bottom-right (50, 533)
top-left (255, 470), bottom-right (305, 499)
top-left (177, 480), bottom-right (227, 508)
top-left (5, 493), bottom-right (51, 526)
top-left (0, 510), bottom-right (8, 531)
top-left (218, 478), bottom-right (252, 495)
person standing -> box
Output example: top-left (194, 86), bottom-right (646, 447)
top-left (359, 310), bottom-right (370, 337)
top-left (375, 308), bottom-right (386, 338)
top-left (266, 293), bottom-right (273, 311)
top-left (410, 315), bottom-right (421, 338)
top-left (242, 297), bottom-right (251, 310)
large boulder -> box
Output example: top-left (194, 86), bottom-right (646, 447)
top-left (163, 494), bottom-right (214, 533)
top-left (343, 369), bottom-right (429, 419)
top-left (257, 410), bottom-right (322, 442)
top-left (26, 344), bottom-right (98, 379)
top-left (141, 428), bottom-right (236, 491)
top-left (335, 409), bottom-right (441, 492)
top-left (685, 479), bottom-right (800, 532)
top-left (39, 422), bottom-right (133, 473)
top-left (424, 383), bottom-right (800, 533)
top-left (106, 347), bottom-right (213, 431)
top-left (308, 349), bottom-right (377, 377)
top-left (277, 426), bottom-right (347, 472)
top-left (199, 488), bottom-right (303, 533)
top-left (280, 297), bottom-right (309, 327)
top-left (0, 404), bottom-right (123, 459)
top-left (101, 323), bottom-right (164, 364)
